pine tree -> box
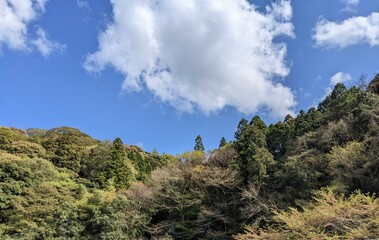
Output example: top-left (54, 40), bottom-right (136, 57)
top-left (194, 135), bottom-right (205, 151)
top-left (219, 137), bottom-right (227, 148)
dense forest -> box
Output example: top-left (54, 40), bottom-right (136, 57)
top-left (1, 74), bottom-right (379, 239)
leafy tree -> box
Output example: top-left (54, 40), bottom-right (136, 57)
top-left (235, 188), bottom-right (379, 240)
top-left (9, 141), bottom-right (46, 159)
top-left (80, 142), bottom-right (112, 187)
top-left (0, 154), bottom-right (85, 238)
top-left (42, 127), bottom-right (98, 173)
top-left (127, 145), bottom-right (163, 181)
top-left (194, 135), bottom-right (204, 151)
top-left (44, 135), bottom-right (85, 173)
top-left (179, 151), bottom-right (206, 166)
top-left (0, 127), bottom-right (26, 151)
top-left (77, 189), bottom-right (150, 239)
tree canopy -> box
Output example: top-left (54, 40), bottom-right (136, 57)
top-left (2, 75), bottom-right (379, 239)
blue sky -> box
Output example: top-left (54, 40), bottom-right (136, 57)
top-left (1, 0), bottom-right (378, 154)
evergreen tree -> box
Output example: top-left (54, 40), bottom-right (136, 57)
top-left (235, 116), bottom-right (274, 185)
top-left (194, 135), bottom-right (205, 151)
top-left (235, 118), bottom-right (248, 141)
top-left (219, 137), bottom-right (227, 148)
top-left (101, 137), bottom-right (135, 189)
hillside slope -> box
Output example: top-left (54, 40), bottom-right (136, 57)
top-left (1, 75), bottom-right (379, 239)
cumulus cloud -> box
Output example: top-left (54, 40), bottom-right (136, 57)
top-left (85, 0), bottom-right (296, 118)
top-left (0, 0), bottom-right (62, 57)
top-left (31, 27), bottom-right (65, 57)
top-left (330, 72), bottom-right (352, 85)
top-left (313, 12), bottom-right (379, 48)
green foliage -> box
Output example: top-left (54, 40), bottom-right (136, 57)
top-left (100, 138), bottom-right (136, 189)
top-left (10, 141), bottom-right (46, 158)
top-left (127, 146), bottom-right (159, 181)
top-left (267, 121), bottom-right (293, 159)
top-left (80, 142), bottom-right (112, 187)
top-left (235, 116), bottom-right (274, 185)
top-left (329, 139), bottom-right (379, 194)
top-left (293, 107), bottom-right (322, 136)
top-left (219, 137), bottom-right (227, 148)
top-left (2, 75), bottom-right (379, 239)
top-left (42, 127), bottom-right (98, 173)
top-left (0, 127), bottom-right (26, 151)
top-left (194, 135), bottom-right (204, 151)
top-left (0, 153), bottom-right (84, 238)
top-left (76, 189), bottom-right (150, 240)
top-left (44, 135), bottom-right (85, 173)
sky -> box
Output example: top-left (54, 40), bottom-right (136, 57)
top-left (0, 0), bottom-right (378, 154)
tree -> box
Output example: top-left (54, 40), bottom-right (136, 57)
top-left (367, 73), bottom-right (379, 94)
top-left (234, 118), bottom-right (248, 141)
top-left (235, 116), bottom-right (273, 185)
top-left (80, 142), bottom-right (112, 187)
top-left (236, 188), bottom-right (379, 240)
top-left (219, 137), bottom-right (227, 148)
top-left (100, 138), bottom-right (136, 189)
top-left (194, 135), bottom-right (204, 151)
top-left (267, 121), bottom-right (293, 159)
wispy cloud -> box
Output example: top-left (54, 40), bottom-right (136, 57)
top-left (342, 0), bottom-right (359, 12)
top-left (77, 0), bottom-right (90, 10)
top-left (84, 0), bottom-right (296, 118)
top-left (31, 27), bottom-right (65, 58)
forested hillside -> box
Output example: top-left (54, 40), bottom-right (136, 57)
top-left (1, 74), bottom-right (379, 239)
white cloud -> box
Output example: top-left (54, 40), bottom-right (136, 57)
top-left (31, 27), bottom-right (65, 57)
top-left (330, 72), bottom-right (352, 85)
top-left (0, 0), bottom-right (63, 57)
top-left (0, 0), bottom-right (44, 50)
top-left (85, 0), bottom-right (296, 118)
top-left (321, 72), bottom-right (352, 100)
top-left (34, 0), bottom-right (48, 12)
top-left (313, 12), bottom-right (379, 48)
